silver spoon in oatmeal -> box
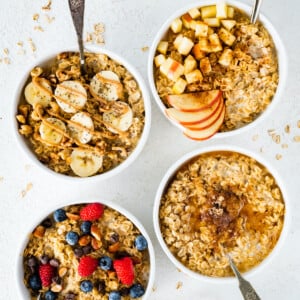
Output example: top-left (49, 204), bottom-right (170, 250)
top-left (250, 0), bottom-right (263, 23)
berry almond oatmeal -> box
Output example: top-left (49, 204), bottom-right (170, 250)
top-left (23, 203), bottom-right (151, 299)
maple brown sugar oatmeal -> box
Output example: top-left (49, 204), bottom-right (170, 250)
top-left (23, 203), bottom-right (151, 299)
top-left (159, 151), bottom-right (285, 277)
top-left (16, 52), bottom-right (145, 177)
top-left (154, 4), bottom-right (279, 131)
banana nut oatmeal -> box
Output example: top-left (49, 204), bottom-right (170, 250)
top-left (23, 202), bottom-right (150, 299)
top-left (154, 3), bottom-right (279, 131)
top-left (16, 52), bottom-right (145, 177)
top-left (159, 151), bottom-right (285, 277)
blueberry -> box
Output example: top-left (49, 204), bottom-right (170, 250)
top-left (65, 231), bottom-right (79, 246)
top-left (80, 221), bottom-right (92, 234)
top-left (109, 291), bottom-right (121, 300)
top-left (53, 209), bottom-right (67, 222)
top-left (45, 290), bottom-right (57, 300)
top-left (129, 284), bottom-right (145, 298)
top-left (134, 235), bottom-right (148, 251)
top-left (99, 256), bottom-right (112, 271)
top-left (80, 280), bottom-right (93, 293)
top-left (29, 274), bottom-right (41, 291)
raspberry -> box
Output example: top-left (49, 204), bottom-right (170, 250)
top-left (80, 203), bottom-right (104, 221)
top-left (78, 256), bottom-right (98, 277)
top-left (113, 257), bottom-right (135, 285)
top-left (39, 263), bottom-right (55, 287)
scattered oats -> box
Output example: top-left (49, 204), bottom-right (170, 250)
top-left (17, 41), bottom-right (24, 47)
top-left (94, 23), bottom-right (105, 33)
top-left (34, 25), bottom-right (44, 32)
top-left (141, 46), bottom-right (149, 52)
top-left (0, 176), bottom-right (4, 182)
top-left (21, 182), bottom-right (33, 198)
top-left (17, 48), bottom-right (26, 55)
top-left (293, 136), bottom-right (300, 142)
top-left (275, 154), bottom-right (282, 160)
top-left (3, 48), bottom-right (9, 55)
top-left (3, 57), bottom-right (10, 64)
top-left (284, 124), bottom-right (290, 134)
top-left (28, 38), bottom-right (37, 52)
top-left (96, 36), bottom-right (105, 44)
top-left (267, 129), bottom-right (275, 135)
top-left (86, 23), bottom-right (105, 45)
top-left (297, 120), bottom-right (300, 128)
top-left (42, 0), bottom-right (52, 11)
top-left (0, 58), bottom-right (2, 64)
top-left (152, 285), bottom-right (156, 292)
top-left (281, 143), bottom-right (288, 149)
top-left (45, 14), bottom-right (55, 23)
top-left (176, 268), bottom-right (182, 272)
top-left (272, 134), bottom-right (281, 144)
top-left (252, 134), bottom-right (259, 141)
top-left (86, 33), bottom-right (93, 42)
top-left (33, 13), bottom-right (39, 21)
top-left (176, 281), bottom-right (183, 290)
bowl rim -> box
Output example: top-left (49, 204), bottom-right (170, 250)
top-left (16, 198), bottom-right (156, 299)
top-left (147, 0), bottom-right (288, 139)
top-left (12, 46), bottom-right (152, 182)
top-left (153, 144), bottom-right (290, 283)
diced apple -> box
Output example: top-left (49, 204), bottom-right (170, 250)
top-left (218, 48), bottom-right (233, 67)
top-left (221, 20), bottom-right (237, 31)
top-left (167, 90), bottom-right (222, 112)
top-left (188, 7), bottom-right (201, 19)
top-left (208, 27), bottom-right (215, 35)
top-left (160, 57), bottom-right (184, 81)
top-left (201, 5), bottom-right (216, 18)
top-left (192, 43), bottom-right (206, 60)
top-left (177, 36), bottom-right (194, 55)
top-left (194, 21), bottom-right (209, 38)
top-left (200, 57), bottom-right (212, 74)
top-left (184, 55), bottom-right (197, 74)
top-left (165, 96), bottom-right (220, 125)
top-left (216, 1), bottom-right (227, 19)
top-left (154, 54), bottom-right (166, 67)
top-left (208, 34), bottom-right (223, 52)
top-left (218, 28), bottom-right (236, 46)
top-left (171, 18), bottom-right (183, 33)
top-left (203, 18), bottom-right (221, 27)
top-left (227, 6), bottom-right (235, 18)
top-left (182, 13), bottom-right (193, 28)
top-left (185, 69), bottom-right (203, 84)
top-left (174, 34), bottom-right (184, 49)
top-left (157, 41), bottom-right (168, 54)
top-left (184, 105), bottom-right (225, 140)
top-left (198, 38), bottom-right (211, 52)
top-left (172, 78), bottom-right (187, 95)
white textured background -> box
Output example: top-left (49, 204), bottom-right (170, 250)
top-left (0, 0), bottom-right (299, 299)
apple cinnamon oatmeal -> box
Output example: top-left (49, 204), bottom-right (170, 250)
top-left (16, 52), bottom-right (146, 177)
top-left (23, 202), bottom-right (150, 299)
top-left (159, 151), bottom-right (285, 277)
top-left (153, 3), bottom-right (279, 131)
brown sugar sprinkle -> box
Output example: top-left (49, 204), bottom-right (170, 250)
top-left (293, 136), bottom-right (300, 142)
top-left (42, 0), bottom-right (52, 11)
top-left (176, 281), bottom-right (183, 290)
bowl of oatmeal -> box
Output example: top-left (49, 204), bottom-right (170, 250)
top-left (148, 0), bottom-right (287, 141)
top-left (13, 47), bottom-right (151, 180)
top-left (17, 199), bottom-right (155, 299)
top-left (153, 145), bottom-right (289, 282)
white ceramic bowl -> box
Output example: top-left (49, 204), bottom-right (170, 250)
top-left (153, 145), bottom-right (289, 283)
top-left (17, 198), bottom-right (155, 299)
top-left (148, 0), bottom-right (287, 139)
top-left (12, 47), bottom-right (151, 181)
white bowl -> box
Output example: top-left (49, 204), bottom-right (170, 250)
top-left (17, 198), bottom-right (155, 299)
top-left (12, 47), bottom-right (151, 181)
top-left (153, 145), bottom-right (289, 283)
top-left (148, 0), bottom-right (287, 139)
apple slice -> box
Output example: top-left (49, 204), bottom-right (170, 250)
top-left (186, 97), bottom-right (224, 130)
top-left (166, 96), bottom-right (220, 125)
top-left (184, 106), bottom-right (225, 140)
top-left (167, 90), bottom-right (221, 112)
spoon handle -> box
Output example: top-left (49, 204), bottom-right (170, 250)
top-left (68, 0), bottom-right (86, 74)
top-left (250, 0), bottom-right (263, 23)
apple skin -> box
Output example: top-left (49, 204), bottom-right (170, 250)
top-left (183, 105), bottom-right (225, 141)
top-left (167, 90), bottom-right (222, 112)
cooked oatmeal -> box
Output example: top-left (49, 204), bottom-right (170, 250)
top-left (16, 52), bottom-right (145, 177)
top-left (159, 151), bottom-right (285, 277)
top-left (154, 5), bottom-right (279, 131)
top-left (23, 202), bottom-right (150, 299)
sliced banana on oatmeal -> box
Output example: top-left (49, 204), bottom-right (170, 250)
top-left (90, 70), bottom-right (123, 101)
top-left (54, 80), bottom-right (87, 113)
top-left (69, 112), bottom-right (94, 144)
top-left (39, 117), bottom-right (66, 144)
top-left (103, 101), bottom-right (133, 133)
top-left (24, 78), bottom-right (52, 107)
top-left (70, 148), bottom-right (103, 177)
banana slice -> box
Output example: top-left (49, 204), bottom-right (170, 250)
top-left (90, 70), bottom-right (123, 101)
top-left (24, 79), bottom-right (52, 107)
top-left (54, 80), bottom-right (87, 113)
top-left (103, 101), bottom-right (133, 133)
top-left (39, 117), bottom-right (66, 144)
top-left (70, 148), bottom-right (103, 177)
top-left (69, 112), bottom-right (94, 144)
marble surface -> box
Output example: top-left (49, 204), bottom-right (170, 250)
top-left (0, 0), bottom-right (299, 299)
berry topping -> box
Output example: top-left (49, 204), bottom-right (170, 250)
top-left (65, 231), bottom-right (79, 246)
top-left (134, 235), bottom-right (148, 251)
top-left (99, 256), bottom-right (113, 271)
top-left (45, 290), bottom-right (57, 300)
top-left (129, 283), bottom-right (145, 298)
top-left (53, 209), bottom-right (67, 222)
top-left (80, 203), bottom-right (104, 221)
top-left (80, 280), bottom-right (93, 293)
top-left (39, 263), bottom-right (55, 287)
top-left (113, 257), bottom-right (135, 285)
top-left (28, 274), bottom-right (42, 290)
top-left (78, 256), bottom-right (98, 277)
top-left (80, 221), bottom-right (92, 234)
top-left (109, 291), bottom-right (121, 300)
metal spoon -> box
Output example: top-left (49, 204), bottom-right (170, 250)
top-left (250, 0), bottom-right (263, 23)
top-left (68, 0), bottom-right (86, 75)
top-left (227, 255), bottom-right (261, 300)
